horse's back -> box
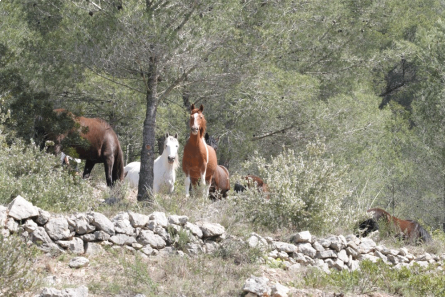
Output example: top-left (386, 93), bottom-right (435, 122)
top-left (124, 162), bottom-right (140, 188)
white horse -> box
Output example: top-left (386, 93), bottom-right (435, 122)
top-left (124, 133), bottom-right (180, 194)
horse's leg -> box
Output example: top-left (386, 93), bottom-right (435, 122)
top-left (83, 160), bottom-right (95, 179)
top-left (185, 175), bottom-right (191, 197)
top-left (103, 157), bottom-right (114, 187)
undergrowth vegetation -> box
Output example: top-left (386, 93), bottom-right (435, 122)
top-left (299, 259), bottom-right (445, 297)
top-left (0, 135), bottom-right (94, 212)
top-left (234, 138), bottom-right (357, 235)
top-left (0, 234), bottom-right (42, 296)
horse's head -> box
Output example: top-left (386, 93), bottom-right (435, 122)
top-left (205, 132), bottom-right (219, 151)
top-left (164, 132), bottom-right (179, 164)
top-left (189, 104), bottom-right (206, 137)
top-left (367, 208), bottom-right (391, 222)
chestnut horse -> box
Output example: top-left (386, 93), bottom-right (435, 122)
top-left (182, 104), bottom-right (217, 197)
top-left (209, 165), bottom-right (230, 199)
top-left (367, 208), bottom-right (432, 244)
top-left (234, 175), bottom-right (270, 199)
top-left (49, 109), bottom-right (124, 187)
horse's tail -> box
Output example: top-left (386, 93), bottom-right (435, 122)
top-left (113, 143), bottom-right (125, 183)
top-left (408, 220), bottom-right (433, 244)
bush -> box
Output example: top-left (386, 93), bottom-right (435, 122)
top-left (0, 234), bottom-right (41, 296)
top-left (235, 138), bottom-right (354, 234)
top-left (0, 133), bottom-right (94, 212)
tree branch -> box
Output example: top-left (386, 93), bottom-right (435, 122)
top-left (251, 125), bottom-right (295, 141)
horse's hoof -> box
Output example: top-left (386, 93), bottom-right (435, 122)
top-left (185, 194), bottom-right (190, 198)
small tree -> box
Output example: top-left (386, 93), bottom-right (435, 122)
top-left (237, 138), bottom-right (354, 234)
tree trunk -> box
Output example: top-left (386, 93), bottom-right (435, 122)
top-left (137, 57), bottom-right (158, 202)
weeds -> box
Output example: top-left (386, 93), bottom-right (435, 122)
top-left (0, 234), bottom-right (42, 296)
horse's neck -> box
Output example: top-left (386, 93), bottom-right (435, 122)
top-left (188, 133), bottom-right (205, 146)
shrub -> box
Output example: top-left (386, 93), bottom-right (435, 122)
top-left (0, 133), bottom-right (94, 212)
top-left (0, 234), bottom-right (41, 296)
top-left (235, 138), bottom-right (354, 234)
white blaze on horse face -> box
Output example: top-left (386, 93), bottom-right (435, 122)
top-left (191, 113), bottom-right (200, 135)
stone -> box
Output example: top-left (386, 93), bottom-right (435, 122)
top-left (312, 241), bottom-right (325, 252)
top-left (149, 212), bottom-right (168, 228)
top-left (45, 217), bottom-right (71, 241)
top-left (271, 282), bottom-right (290, 297)
top-left (84, 242), bottom-right (104, 255)
top-left (332, 259), bottom-right (345, 271)
top-left (6, 217), bottom-right (19, 233)
top-left (35, 208), bottom-right (51, 226)
top-left (338, 249), bottom-right (349, 263)
top-left (40, 285), bottom-right (88, 297)
top-left (137, 230), bottom-right (166, 249)
top-left (358, 238), bottom-right (376, 254)
top-left (69, 257), bottom-right (89, 268)
top-left (290, 231), bottom-right (312, 243)
top-left (168, 215), bottom-right (188, 225)
top-left (8, 195), bottom-right (39, 220)
top-left (273, 241), bottom-right (297, 253)
top-left (87, 212), bottom-right (115, 236)
top-left (113, 219), bottom-right (135, 236)
top-left (140, 245), bottom-right (155, 256)
top-left (316, 249), bottom-right (338, 259)
top-left (0, 205), bottom-right (8, 228)
top-left (298, 243), bottom-right (316, 258)
top-left (57, 237), bottom-right (85, 254)
top-left (110, 234), bottom-right (137, 246)
top-left (74, 215), bottom-right (95, 235)
top-left (94, 230), bottom-right (111, 241)
top-left (128, 211), bottom-right (150, 228)
top-left (374, 250), bottom-right (388, 264)
top-left (80, 234), bottom-right (96, 242)
top-left (243, 276), bottom-right (271, 296)
top-left (184, 222), bottom-right (203, 238)
top-left (30, 227), bottom-right (54, 248)
top-left (198, 222), bottom-right (225, 238)
top-left (328, 236), bottom-right (344, 252)
top-left (345, 246), bottom-right (360, 259)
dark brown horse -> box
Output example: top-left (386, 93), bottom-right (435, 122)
top-left (234, 175), bottom-right (270, 199)
top-left (366, 208), bottom-right (432, 244)
top-left (209, 165), bottom-right (230, 199)
top-left (48, 109), bottom-right (124, 187)
top-left (182, 104), bottom-right (218, 197)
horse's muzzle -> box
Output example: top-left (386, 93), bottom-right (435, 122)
top-left (168, 156), bottom-right (176, 163)
top-left (191, 127), bottom-right (199, 134)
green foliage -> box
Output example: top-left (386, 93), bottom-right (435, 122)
top-left (302, 259), bottom-right (445, 296)
top-left (235, 138), bottom-right (354, 234)
top-left (0, 234), bottom-right (41, 296)
top-left (0, 131), bottom-right (93, 212)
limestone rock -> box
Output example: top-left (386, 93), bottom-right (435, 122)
top-left (243, 276), bottom-right (271, 296)
top-left (45, 217), bottom-right (71, 241)
top-left (8, 195), bottom-right (39, 220)
top-left (69, 257), bottom-right (89, 268)
top-left (87, 212), bottom-right (115, 236)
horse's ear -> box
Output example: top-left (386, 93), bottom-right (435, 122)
top-left (199, 104), bottom-right (204, 112)
top-left (205, 132), bottom-right (209, 141)
top-left (165, 132), bottom-right (169, 138)
top-left (191, 104), bottom-right (195, 111)
top-left (174, 133), bottom-right (178, 139)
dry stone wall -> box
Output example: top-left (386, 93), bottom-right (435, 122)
top-left (1, 195), bottom-right (445, 297)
